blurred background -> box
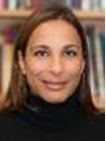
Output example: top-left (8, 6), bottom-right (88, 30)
top-left (0, 0), bottom-right (105, 103)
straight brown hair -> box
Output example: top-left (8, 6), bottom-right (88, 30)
top-left (1, 4), bottom-right (98, 113)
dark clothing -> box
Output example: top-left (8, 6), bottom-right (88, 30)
top-left (0, 93), bottom-right (105, 141)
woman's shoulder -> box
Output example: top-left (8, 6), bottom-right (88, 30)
top-left (75, 110), bottom-right (105, 141)
top-left (85, 114), bottom-right (105, 138)
top-left (0, 110), bottom-right (20, 128)
top-left (87, 113), bottom-right (105, 124)
top-left (0, 111), bottom-right (16, 124)
top-left (0, 111), bottom-right (21, 140)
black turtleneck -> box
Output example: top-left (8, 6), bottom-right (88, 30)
top-left (0, 91), bottom-right (105, 141)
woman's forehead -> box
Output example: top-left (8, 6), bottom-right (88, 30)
top-left (27, 19), bottom-right (82, 47)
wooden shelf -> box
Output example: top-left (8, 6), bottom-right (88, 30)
top-left (0, 9), bottom-right (31, 19)
top-left (73, 10), bottom-right (105, 21)
top-left (0, 9), bottom-right (105, 20)
top-left (0, 9), bottom-right (105, 30)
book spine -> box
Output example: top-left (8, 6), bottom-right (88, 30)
top-left (24, 0), bottom-right (32, 9)
top-left (87, 36), bottom-right (97, 94)
top-left (31, 0), bottom-right (45, 9)
top-left (81, 0), bottom-right (91, 11)
top-left (0, 0), bottom-right (5, 9)
top-left (86, 28), bottom-right (98, 95)
top-left (72, 0), bottom-right (82, 9)
top-left (100, 0), bottom-right (105, 10)
top-left (94, 29), bottom-right (105, 96)
top-left (18, 0), bottom-right (26, 9)
top-left (100, 33), bottom-right (105, 72)
top-left (90, 0), bottom-right (100, 11)
top-left (65, 0), bottom-right (73, 6)
top-left (8, 0), bottom-right (18, 10)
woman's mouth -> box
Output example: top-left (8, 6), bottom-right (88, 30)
top-left (42, 80), bottom-right (68, 91)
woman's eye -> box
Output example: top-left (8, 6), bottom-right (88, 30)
top-left (64, 50), bottom-right (77, 57)
top-left (34, 50), bottom-right (49, 58)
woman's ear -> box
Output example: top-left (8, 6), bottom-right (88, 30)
top-left (18, 51), bottom-right (26, 75)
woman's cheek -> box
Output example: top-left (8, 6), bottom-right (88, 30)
top-left (67, 60), bottom-right (83, 75)
top-left (27, 60), bottom-right (48, 76)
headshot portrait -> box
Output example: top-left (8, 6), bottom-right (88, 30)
top-left (0, 3), bottom-right (105, 141)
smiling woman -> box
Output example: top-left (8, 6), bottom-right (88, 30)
top-left (18, 19), bottom-right (85, 104)
top-left (0, 4), bottom-right (104, 141)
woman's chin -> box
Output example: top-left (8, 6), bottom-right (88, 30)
top-left (42, 95), bottom-right (69, 104)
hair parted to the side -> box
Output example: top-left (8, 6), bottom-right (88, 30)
top-left (1, 4), bottom-right (98, 114)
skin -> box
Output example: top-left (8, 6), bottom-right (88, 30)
top-left (19, 20), bottom-right (85, 104)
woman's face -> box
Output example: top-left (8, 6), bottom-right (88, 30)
top-left (19, 20), bottom-right (85, 104)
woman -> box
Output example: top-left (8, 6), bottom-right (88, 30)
top-left (0, 4), bottom-right (104, 141)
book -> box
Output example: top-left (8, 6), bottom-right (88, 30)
top-left (24, 0), bottom-right (32, 9)
top-left (81, 0), bottom-right (91, 11)
top-left (87, 27), bottom-right (105, 96)
top-left (86, 28), bottom-right (99, 95)
top-left (71, 0), bottom-right (81, 9)
top-left (81, 0), bottom-right (104, 11)
top-left (65, 0), bottom-right (73, 6)
top-left (18, 0), bottom-right (26, 9)
top-left (100, 0), bottom-right (105, 11)
top-left (7, 0), bottom-right (18, 10)
top-left (18, 0), bottom-right (32, 9)
top-left (87, 36), bottom-right (97, 95)
top-left (0, 0), bottom-right (5, 9)
top-left (41, 0), bottom-right (67, 8)
top-left (94, 29), bottom-right (105, 96)
top-left (32, 0), bottom-right (44, 9)
top-left (90, 0), bottom-right (100, 11)
top-left (100, 32), bottom-right (105, 73)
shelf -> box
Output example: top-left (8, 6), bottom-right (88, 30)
top-left (0, 9), bottom-right (105, 30)
top-left (73, 10), bottom-right (105, 21)
top-left (0, 10), bottom-right (31, 19)
top-left (0, 9), bottom-right (105, 20)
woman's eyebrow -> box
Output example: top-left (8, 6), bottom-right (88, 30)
top-left (29, 44), bottom-right (80, 52)
top-left (30, 45), bottom-right (50, 51)
top-left (63, 44), bottom-right (80, 49)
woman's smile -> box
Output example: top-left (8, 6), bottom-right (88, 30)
top-left (42, 80), bottom-right (69, 91)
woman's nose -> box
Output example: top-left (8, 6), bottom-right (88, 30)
top-left (49, 56), bottom-right (63, 75)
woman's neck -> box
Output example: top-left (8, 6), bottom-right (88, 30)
top-left (24, 88), bottom-right (79, 115)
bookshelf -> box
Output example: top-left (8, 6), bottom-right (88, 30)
top-left (0, 9), bottom-right (105, 31)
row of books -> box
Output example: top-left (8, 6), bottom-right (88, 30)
top-left (0, 26), bottom-right (105, 96)
top-left (86, 27), bottom-right (105, 97)
top-left (0, 0), bottom-right (105, 11)
top-left (0, 0), bottom-right (38, 9)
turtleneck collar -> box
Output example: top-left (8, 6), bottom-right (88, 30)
top-left (19, 88), bottom-right (82, 130)
top-left (25, 93), bottom-right (72, 112)
top-left (24, 87), bottom-right (80, 116)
